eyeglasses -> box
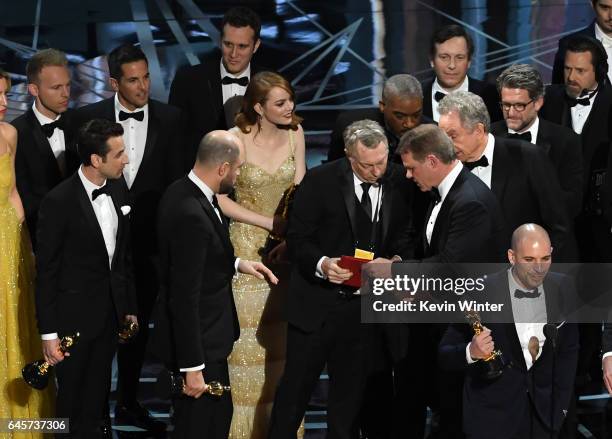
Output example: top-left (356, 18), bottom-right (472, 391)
top-left (499, 99), bottom-right (535, 112)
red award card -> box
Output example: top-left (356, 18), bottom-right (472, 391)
top-left (338, 256), bottom-right (370, 288)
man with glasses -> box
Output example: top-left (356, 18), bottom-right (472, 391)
top-left (491, 64), bottom-right (583, 222)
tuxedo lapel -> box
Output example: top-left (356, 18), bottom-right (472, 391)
top-left (338, 160), bottom-right (358, 246)
top-left (26, 109), bottom-right (62, 179)
top-left (132, 101), bottom-right (159, 189)
top-left (195, 189), bottom-right (233, 259)
top-left (109, 192), bottom-right (125, 269)
top-left (491, 138), bottom-right (509, 201)
top-left (534, 123), bottom-right (552, 155)
top-left (379, 180), bottom-right (392, 245)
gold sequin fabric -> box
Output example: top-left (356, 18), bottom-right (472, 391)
top-left (0, 153), bottom-right (54, 437)
top-left (228, 134), bottom-right (303, 439)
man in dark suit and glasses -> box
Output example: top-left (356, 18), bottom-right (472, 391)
top-left (74, 43), bottom-right (183, 432)
top-left (437, 91), bottom-right (574, 261)
top-left (490, 64), bottom-right (583, 226)
top-left (328, 74), bottom-right (431, 163)
top-left (169, 6), bottom-right (262, 169)
top-left (267, 119), bottom-right (416, 439)
top-left (440, 224), bottom-right (579, 439)
top-left (153, 130), bottom-right (277, 439)
top-left (35, 118), bottom-right (137, 438)
top-left (551, 0), bottom-right (612, 84)
top-left (421, 25), bottom-right (501, 124)
top-left (13, 48), bottom-right (80, 249)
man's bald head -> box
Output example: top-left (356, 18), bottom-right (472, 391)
top-left (196, 130), bottom-right (242, 167)
top-left (510, 223), bottom-right (551, 253)
top-left (508, 223), bottom-right (552, 290)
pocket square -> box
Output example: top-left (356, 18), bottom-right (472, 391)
top-left (120, 205), bottom-right (131, 216)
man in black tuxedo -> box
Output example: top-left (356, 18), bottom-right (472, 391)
top-left (35, 119), bottom-right (137, 438)
top-left (13, 48), bottom-right (80, 248)
top-left (551, 0), bottom-right (612, 84)
top-left (267, 120), bottom-right (416, 439)
top-left (169, 6), bottom-right (261, 169)
top-left (491, 64), bottom-right (583, 222)
top-left (373, 124), bottom-right (505, 438)
top-left (422, 25), bottom-right (501, 123)
top-left (438, 91), bottom-right (573, 261)
top-left (154, 130), bottom-right (277, 439)
top-left (74, 43), bottom-right (182, 432)
top-left (440, 224), bottom-right (579, 439)
top-left (327, 74), bottom-right (432, 162)
top-left (541, 35), bottom-right (612, 262)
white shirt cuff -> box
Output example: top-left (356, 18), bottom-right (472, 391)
top-left (315, 256), bottom-right (327, 279)
top-left (41, 333), bottom-right (59, 341)
top-left (179, 363), bottom-right (205, 372)
top-left (466, 342), bottom-right (477, 364)
top-left (234, 258), bottom-right (240, 273)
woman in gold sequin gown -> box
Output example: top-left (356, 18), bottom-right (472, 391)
top-left (217, 71), bottom-right (306, 439)
top-left (0, 70), bottom-right (54, 437)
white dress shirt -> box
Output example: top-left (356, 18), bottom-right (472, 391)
top-left (426, 161), bottom-right (463, 245)
top-left (508, 116), bottom-right (540, 145)
top-left (182, 171), bottom-right (240, 371)
top-left (469, 133), bottom-right (495, 189)
top-left (32, 102), bottom-right (67, 175)
top-left (220, 61), bottom-right (250, 105)
top-left (115, 94), bottom-right (148, 189)
top-left (570, 89), bottom-right (597, 135)
top-left (41, 167), bottom-right (118, 341)
top-left (431, 76), bottom-right (470, 122)
top-left (465, 269), bottom-right (547, 370)
top-left (595, 23), bottom-right (612, 83)
top-left (315, 174), bottom-right (383, 279)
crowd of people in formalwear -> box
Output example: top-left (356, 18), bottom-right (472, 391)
top-left (3, 1), bottom-right (612, 439)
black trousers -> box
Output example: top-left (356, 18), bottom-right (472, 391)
top-left (116, 248), bottom-right (158, 406)
top-left (268, 297), bottom-right (365, 439)
top-left (55, 314), bottom-right (117, 438)
top-left (172, 360), bottom-right (232, 439)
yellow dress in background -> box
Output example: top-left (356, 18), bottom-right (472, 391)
top-left (228, 131), bottom-right (303, 439)
top-left (0, 152), bottom-right (54, 438)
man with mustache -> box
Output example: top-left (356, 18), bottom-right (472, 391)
top-left (552, 0), bottom-right (612, 84)
top-left (13, 48), bottom-right (80, 249)
top-left (327, 74), bottom-right (431, 163)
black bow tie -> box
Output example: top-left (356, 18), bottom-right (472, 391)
top-left (514, 288), bottom-right (540, 299)
top-left (430, 187), bottom-right (441, 204)
top-left (119, 110), bottom-right (145, 122)
top-left (434, 91), bottom-right (447, 102)
top-left (222, 76), bottom-right (249, 86)
top-left (508, 131), bottom-right (532, 142)
top-left (41, 116), bottom-right (66, 138)
top-left (567, 97), bottom-right (591, 107)
top-left (92, 185), bottom-right (111, 201)
top-left (464, 155), bottom-right (489, 171)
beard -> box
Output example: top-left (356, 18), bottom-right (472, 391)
top-left (218, 173), bottom-right (235, 195)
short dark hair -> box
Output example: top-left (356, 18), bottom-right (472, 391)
top-left (107, 44), bottom-right (148, 81)
top-left (77, 119), bottom-right (124, 166)
top-left (397, 124), bottom-right (456, 164)
top-left (565, 35), bottom-right (607, 80)
top-left (429, 25), bottom-right (474, 60)
top-left (222, 7), bottom-right (261, 41)
top-left (496, 64), bottom-right (544, 100)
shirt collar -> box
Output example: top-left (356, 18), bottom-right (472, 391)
top-left (352, 172), bottom-right (380, 189)
top-left (508, 116), bottom-right (539, 142)
top-left (32, 101), bottom-right (60, 125)
top-left (78, 166), bottom-right (106, 200)
top-left (436, 160), bottom-right (463, 201)
top-left (220, 59), bottom-right (251, 79)
top-left (188, 170), bottom-right (215, 204)
top-left (114, 93), bottom-right (148, 116)
top-left (433, 75), bottom-right (469, 94)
